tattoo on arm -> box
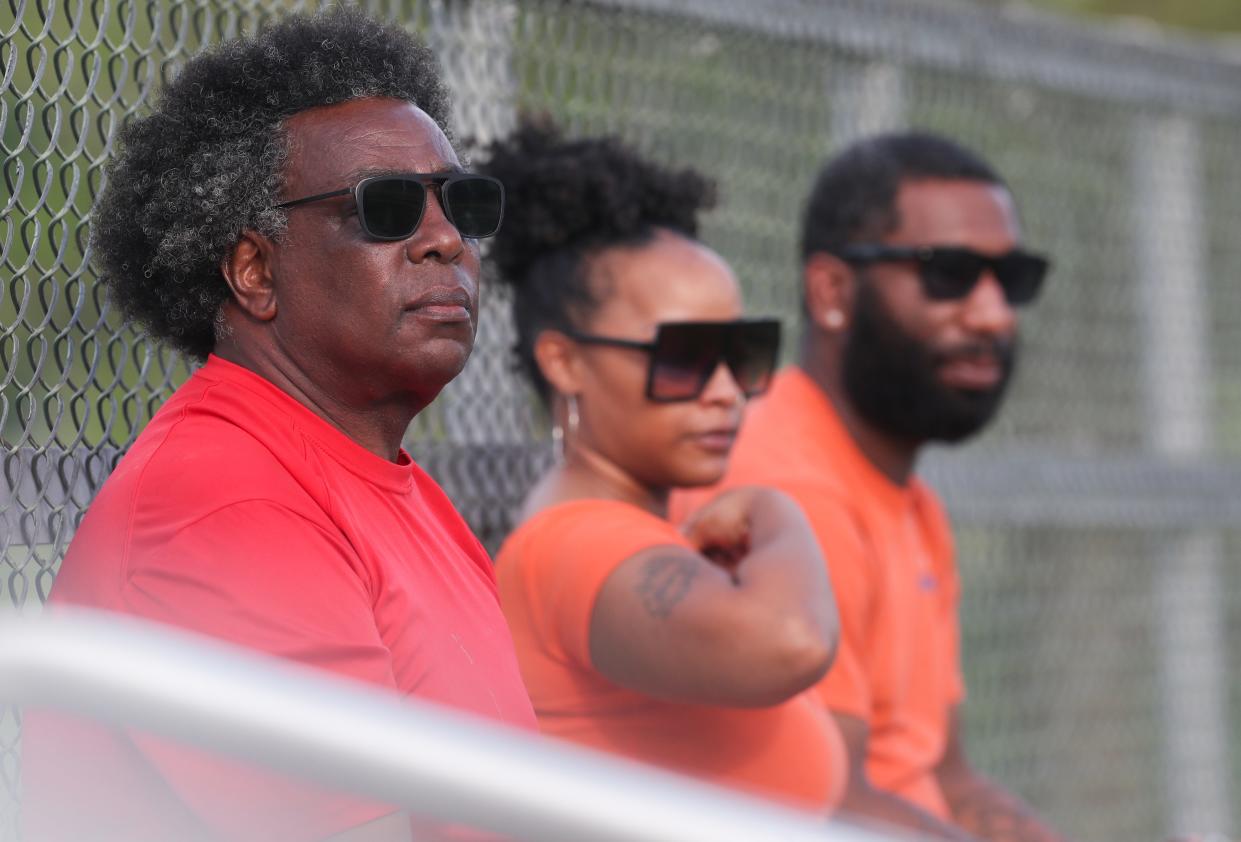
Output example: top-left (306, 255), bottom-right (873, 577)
top-left (636, 555), bottom-right (698, 619)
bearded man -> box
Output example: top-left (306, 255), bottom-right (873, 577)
top-left (685, 132), bottom-right (1064, 842)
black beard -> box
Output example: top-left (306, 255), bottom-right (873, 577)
top-left (841, 280), bottom-right (1016, 445)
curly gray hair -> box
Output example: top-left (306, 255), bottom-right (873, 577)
top-left (91, 7), bottom-right (453, 360)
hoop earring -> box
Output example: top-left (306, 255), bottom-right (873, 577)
top-left (552, 394), bottom-right (580, 463)
top-left (566, 394), bottom-right (580, 439)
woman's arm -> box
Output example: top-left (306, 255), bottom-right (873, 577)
top-left (587, 487), bottom-right (839, 707)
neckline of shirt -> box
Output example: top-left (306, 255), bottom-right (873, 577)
top-left (201, 354), bottom-right (416, 493)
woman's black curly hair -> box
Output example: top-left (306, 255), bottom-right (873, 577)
top-left (479, 117), bottom-right (716, 403)
top-left (91, 7), bottom-right (452, 361)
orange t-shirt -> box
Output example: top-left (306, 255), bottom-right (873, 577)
top-left (673, 367), bottom-right (964, 818)
top-left (495, 498), bottom-right (847, 814)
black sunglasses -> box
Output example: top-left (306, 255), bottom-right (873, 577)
top-left (274, 172), bottom-right (505, 240)
top-left (563, 319), bottom-right (782, 403)
top-left (835, 244), bottom-right (1049, 305)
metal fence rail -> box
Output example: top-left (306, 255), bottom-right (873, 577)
top-left (5, 0), bottom-right (1241, 839)
top-left (1, 609), bottom-right (901, 842)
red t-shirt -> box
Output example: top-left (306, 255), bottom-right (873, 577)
top-left (24, 355), bottom-right (535, 840)
top-left (495, 499), bottom-right (847, 815)
top-left (674, 367), bottom-right (963, 817)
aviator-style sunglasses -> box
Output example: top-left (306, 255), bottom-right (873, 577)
top-left (835, 244), bottom-right (1050, 306)
top-left (563, 319), bottom-right (782, 403)
top-left (274, 172), bottom-right (505, 240)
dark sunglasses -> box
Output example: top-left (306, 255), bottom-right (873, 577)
top-left (835, 244), bottom-right (1049, 305)
top-left (563, 319), bottom-right (782, 403)
top-left (273, 172), bottom-right (505, 240)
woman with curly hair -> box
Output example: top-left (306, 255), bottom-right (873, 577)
top-left (482, 119), bottom-right (847, 814)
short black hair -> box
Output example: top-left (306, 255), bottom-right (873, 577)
top-left (800, 131), bottom-right (1004, 261)
top-left (479, 116), bottom-right (716, 403)
top-left (91, 7), bottom-right (452, 361)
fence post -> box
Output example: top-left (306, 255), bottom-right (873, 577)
top-left (1132, 112), bottom-right (1233, 837)
top-left (828, 60), bottom-right (905, 150)
top-left (427, 0), bottom-right (527, 448)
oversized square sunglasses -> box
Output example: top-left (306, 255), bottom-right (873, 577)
top-left (562, 319), bottom-right (782, 403)
top-left (835, 244), bottom-right (1050, 305)
top-left (273, 172), bottom-right (505, 240)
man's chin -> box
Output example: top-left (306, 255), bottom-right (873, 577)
top-left (931, 404), bottom-right (1003, 443)
top-left (397, 343), bottom-right (473, 399)
top-left (946, 383), bottom-right (1005, 405)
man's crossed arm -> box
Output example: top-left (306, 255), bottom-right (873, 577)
top-left (833, 709), bottom-right (1066, 842)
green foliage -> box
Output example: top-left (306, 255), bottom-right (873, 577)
top-left (1019, 0), bottom-right (1241, 35)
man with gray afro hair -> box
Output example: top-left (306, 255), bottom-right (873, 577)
top-left (25, 8), bottom-right (535, 840)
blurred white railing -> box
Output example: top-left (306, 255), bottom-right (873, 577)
top-left (0, 609), bottom-right (909, 842)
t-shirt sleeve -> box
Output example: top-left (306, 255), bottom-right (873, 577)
top-left (790, 487), bottom-right (876, 723)
top-left (117, 500), bottom-right (399, 839)
top-left (527, 503), bottom-right (693, 669)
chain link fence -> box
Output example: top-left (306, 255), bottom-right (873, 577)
top-left (5, 0), bottom-right (1241, 839)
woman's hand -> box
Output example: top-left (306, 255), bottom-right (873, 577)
top-left (679, 487), bottom-right (760, 568)
top-left (590, 485), bottom-right (839, 707)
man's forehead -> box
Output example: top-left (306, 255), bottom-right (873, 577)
top-left (282, 97), bottom-right (459, 185)
top-left (890, 178), bottom-right (1019, 246)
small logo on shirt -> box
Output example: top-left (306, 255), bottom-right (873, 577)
top-left (918, 572), bottom-right (939, 592)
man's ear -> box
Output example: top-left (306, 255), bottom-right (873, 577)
top-left (221, 231), bottom-right (278, 321)
top-left (803, 252), bottom-right (855, 334)
top-left (533, 330), bottom-right (585, 398)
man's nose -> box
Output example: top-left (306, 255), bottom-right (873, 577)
top-left (961, 272), bottom-right (1017, 337)
top-left (405, 190), bottom-right (466, 264)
